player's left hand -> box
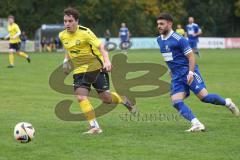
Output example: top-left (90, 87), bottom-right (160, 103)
top-left (187, 71), bottom-right (194, 85)
top-left (63, 58), bottom-right (71, 75)
top-left (103, 60), bottom-right (112, 72)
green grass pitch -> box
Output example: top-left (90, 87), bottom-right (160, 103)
top-left (0, 49), bottom-right (239, 160)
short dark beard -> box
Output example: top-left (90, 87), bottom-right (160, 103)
top-left (162, 29), bottom-right (170, 37)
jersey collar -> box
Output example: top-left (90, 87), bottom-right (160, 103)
top-left (161, 30), bottom-right (174, 40)
top-left (188, 23), bottom-right (196, 27)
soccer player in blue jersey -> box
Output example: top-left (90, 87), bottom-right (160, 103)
top-left (156, 13), bottom-right (239, 132)
top-left (185, 17), bottom-right (202, 57)
top-left (119, 22), bottom-right (130, 43)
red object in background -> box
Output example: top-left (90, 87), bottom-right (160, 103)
top-left (225, 38), bottom-right (240, 48)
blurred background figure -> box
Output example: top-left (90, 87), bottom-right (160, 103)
top-left (20, 31), bottom-right (27, 51)
top-left (104, 29), bottom-right (111, 42)
top-left (119, 23), bottom-right (131, 52)
top-left (49, 37), bottom-right (55, 52)
top-left (5, 15), bottom-right (30, 68)
top-left (185, 17), bottom-right (202, 57)
top-left (119, 22), bottom-right (130, 43)
top-left (103, 29), bottom-right (117, 52)
top-left (55, 36), bottom-right (62, 50)
top-left (176, 24), bottom-right (185, 36)
top-left (41, 37), bottom-right (47, 52)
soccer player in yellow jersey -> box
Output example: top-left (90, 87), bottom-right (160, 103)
top-left (176, 24), bottom-right (185, 36)
top-left (5, 15), bottom-right (31, 68)
top-left (59, 7), bottom-right (137, 134)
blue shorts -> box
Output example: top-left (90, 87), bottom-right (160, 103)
top-left (188, 40), bottom-right (199, 53)
top-left (171, 67), bottom-right (206, 97)
top-left (120, 36), bottom-right (128, 42)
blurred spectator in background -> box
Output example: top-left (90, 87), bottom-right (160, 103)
top-left (176, 24), bottom-right (185, 36)
top-left (0, 20), bottom-right (6, 38)
top-left (41, 37), bottom-right (60, 52)
top-left (20, 31), bottom-right (27, 51)
top-left (55, 36), bottom-right (61, 49)
top-left (185, 17), bottom-right (202, 57)
top-left (104, 29), bottom-right (111, 42)
top-left (41, 37), bottom-right (47, 52)
top-left (119, 23), bottom-right (130, 43)
top-left (49, 37), bottom-right (55, 52)
top-left (119, 23), bottom-right (131, 52)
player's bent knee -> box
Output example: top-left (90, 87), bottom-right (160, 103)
top-left (172, 100), bottom-right (184, 110)
top-left (99, 92), bottom-right (112, 104)
top-left (201, 94), bottom-right (211, 103)
top-left (101, 96), bottom-right (112, 104)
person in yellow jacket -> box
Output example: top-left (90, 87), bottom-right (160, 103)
top-left (175, 24), bottom-right (185, 36)
top-left (5, 15), bottom-right (31, 68)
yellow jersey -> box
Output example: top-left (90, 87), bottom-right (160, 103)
top-left (8, 23), bottom-right (21, 44)
top-left (176, 28), bottom-right (185, 36)
top-left (59, 26), bottom-right (103, 74)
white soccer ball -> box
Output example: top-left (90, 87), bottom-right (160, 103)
top-left (14, 122), bottom-right (35, 143)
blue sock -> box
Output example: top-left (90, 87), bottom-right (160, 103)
top-left (201, 94), bottom-right (226, 106)
top-left (173, 100), bottom-right (195, 121)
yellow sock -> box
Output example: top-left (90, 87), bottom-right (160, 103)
top-left (111, 92), bottom-right (123, 104)
top-left (79, 99), bottom-right (96, 121)
top-left (18, 51), bottom-right (28, 58)
top-left (9, 54), bottom-right (14, 66)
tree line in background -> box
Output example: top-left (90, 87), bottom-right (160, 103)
top-left (1, 0), bottom-right (240, 38)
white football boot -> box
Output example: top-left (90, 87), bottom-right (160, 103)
top-left (225, 98), bottom-right (240, 116)
top-left (185, 122), bottom-right (205, 132)
top-left (83, 127), bottom-right (103, 135)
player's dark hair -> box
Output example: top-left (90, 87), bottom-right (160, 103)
top-left (8, 15), bottom-right (14, 19)
top-left (64, 7), bottom-right (79, 21)
top-left (157, 13), bottom-right (173, 22)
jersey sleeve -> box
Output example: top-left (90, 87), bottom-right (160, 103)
top-left (15, 24), bottom-right (21, 33)
top-left (86, 29), bottom-right (101, 48)
top-left (179, 37), bottom-right (192, 55)
top-left (195, 24), bottom-right (201, 33)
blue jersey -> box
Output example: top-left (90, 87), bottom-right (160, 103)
top-left (119, 27), bottom-right (129, 40)
top-left (186, 23), bottom-right (201, 42)
top-left (157, 30), bottom-right (192, 80)
top-left (157, 30), bottom-right (206, 96)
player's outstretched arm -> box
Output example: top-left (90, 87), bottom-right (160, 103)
top-left (12, 31), bottom-right (21, 39)
top-left (99, 42), bottom-right (112, 72)
top-left (186, 51), bottom-right (195, 84)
